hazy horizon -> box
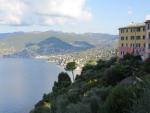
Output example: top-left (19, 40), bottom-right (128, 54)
top-left (0, 30), bottom-right (119, 35)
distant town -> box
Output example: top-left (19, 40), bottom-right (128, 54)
top-left (35, 47), bottom-right (116, 68)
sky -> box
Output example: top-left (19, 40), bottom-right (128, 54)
top-left (0, 0), bottom-right (150, 34)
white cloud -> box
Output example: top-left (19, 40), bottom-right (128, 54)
top-left (0, 0), bottom-right (26, 25)
top-left (0, 0), bottom-right (92, 26)
top-left (146, 15), bottom-right (150, 20)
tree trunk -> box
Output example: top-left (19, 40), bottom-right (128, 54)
top-left (72, 71), bottom-right (75, 81)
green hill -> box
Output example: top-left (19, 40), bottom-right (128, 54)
top-left (30, 54), bottom-right (150, 113)
top-left (7, 37), bottom-right (95, 57)
top-left (0, 31), bottom-right (118, 56)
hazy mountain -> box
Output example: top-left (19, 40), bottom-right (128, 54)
top-left (0, 32), bottom-right (24, 39)
top-left (0, 31), bottom-right (118, 57)
top-left (8, 37), bottom-right (95, 58)
top-left (72, 41), bottom-right (95, 49)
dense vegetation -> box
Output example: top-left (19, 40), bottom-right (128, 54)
top-left (30, 54), bottom-right (150, 113)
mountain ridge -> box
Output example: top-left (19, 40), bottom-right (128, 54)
top-left (0, 31), bottom-right (118, 56)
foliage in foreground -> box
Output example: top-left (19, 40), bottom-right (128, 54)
top-left (30, 54), bottom-right (150, 113)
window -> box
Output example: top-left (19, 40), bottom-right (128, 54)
top-left (137, 43), bottom-right (141, 48)
top-left (120, 30), bottom-right (121, 33)
top-left (144, 43), bottom-right (146, 48)
top-left (136, 28), bottom-right (141, 32)
top-left (149, 33), bottom-right (150, 39)
top-left (121, 51), bottom-right (124, 55)
top-left (122, 51), bottom-right (124, 55)
top-left (136, 43), bottom-right (140, 47)
top-left (148, 24), bottom-right (150, 30)
top-left (121, 29), bottom-right (124, 33)
top-left (136, 43), bottom-right (138, 47)
top-left (143, 27), bottom-right (145, 31)
top-left (139, 44), bottom-right (141, 47)
top-left (121, 37), bottom-right (124, 40)
top-left (131, 36), bottom-right (135, 40)
top-left (148, 44), bottom-right (150, 49)
top-left (122, 43), bottom-right (124, 47)
top-left (120, 29), bottom-right (122, 33)
top-left (136, 36), bottom-right (141, 40)
top-left (126, 37), bottom-right (128, 40)
top-left (143, 36), bottom-right (145, 40)
top-left (133, 44), bottom-right (135, 47)
top-left (126, 29), bottom-right (128, 32)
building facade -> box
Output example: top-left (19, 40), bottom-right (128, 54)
top-left (118, 20), bottom-right (150, 59)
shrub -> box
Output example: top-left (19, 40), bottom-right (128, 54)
top-left (58, 72), bottom-right (72, 87)
top-left (66, 102), bottom-right (91, 113)
top-left (55, 95), bottom-right (70, 113)
top-left (131, 89), bottom-right (150, 113)
top-left (81, 60), bottom-right (96, 74)
top-left (143, 61), bottom-right (150, 73)
top-left (103, 64), bottom-right (127, 86)
top-left (130, 76), bottom-right (150, 113)
top-left (52, 72), bottom-right (71, 95)
top-left (102, 85), bottom-right (136, 113)
top-left (30, 105), bottom-right (50, 113)
top-left (96, 60), bottom-right (107, 69)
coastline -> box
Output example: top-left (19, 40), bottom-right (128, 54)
top-left (47, 60), bottom-right (82, 75)
top-left (34, 56), bottom-right (82, 76)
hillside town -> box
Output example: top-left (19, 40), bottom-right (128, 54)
top-left (35, 47), bottom-right (117, 68)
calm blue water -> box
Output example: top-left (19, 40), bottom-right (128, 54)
top-left (0, 58), bottom-right (64, 113)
